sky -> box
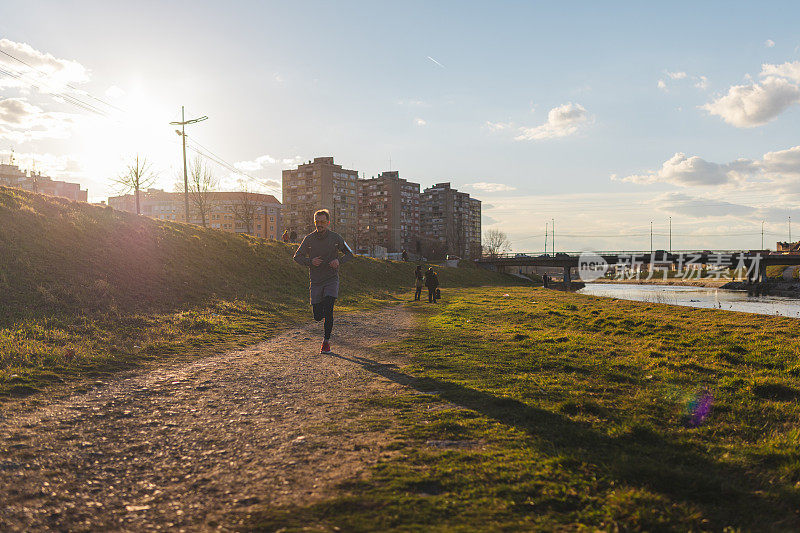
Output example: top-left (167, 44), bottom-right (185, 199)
top-left (0, 1), bottom-right (799, 252)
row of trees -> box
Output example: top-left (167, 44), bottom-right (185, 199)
top-left (111, 154), bottom-right (262, 231)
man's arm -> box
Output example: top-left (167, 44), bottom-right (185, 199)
top-left (293, 236), bottom-right (311, 267)
top-left (337, 235), bottom-right (355, 264)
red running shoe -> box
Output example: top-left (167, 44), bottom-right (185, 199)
top-left (320, 340), bottom-right (332, 354)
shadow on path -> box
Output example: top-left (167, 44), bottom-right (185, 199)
top-left (330, 350), bottom-right (800, 530)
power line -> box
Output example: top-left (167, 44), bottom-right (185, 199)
top-left (185, 138), bottom-right (281, 194)
top-left (0, 48), bottom-right (124, 113)
top-left (0, 63), bottom-right (113, 118)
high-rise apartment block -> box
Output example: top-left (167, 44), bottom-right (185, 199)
top-left (108, 190), bottom-right (283, 240)
top-left (420, 182), bottom-right (481, 259)
top-left (282, 157), bottom-right (358, 243)
top-left (357, 171), bottom-right (420, 254)
top-left (0, 162), bottom-right (88, 202)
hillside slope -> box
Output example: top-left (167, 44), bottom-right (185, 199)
top-left (0, 187), bottom-right (525, 395)
top-left (0, 186), bottom-right (520, 323)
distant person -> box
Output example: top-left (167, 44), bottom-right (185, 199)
top-left (290, 229), bottom-right (297, 242)
top-left (424, 266), bottom-right (439, 303)
top-left (293, 209), bottom-right (354, 354)
top-left (401, 249), bottom-right (409, 262)
top-left (414, 265), bottom-right (424, 301)
top-left (542, 273), bottom-right (549, 288)
top-left (282, 230), bottom-right (289, 243)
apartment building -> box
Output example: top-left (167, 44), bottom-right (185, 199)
top-left (0, 162), bottom-right (88, 202)
top-left (357, 171), bottom-right (420, 254)
top-left (108, 189), bottom-right (282, 240)
top-left (282, 157), bottom-right (358, 243)
top-left (420, 182), bottom-right (481, 259)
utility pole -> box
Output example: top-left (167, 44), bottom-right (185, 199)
top-left (761, 220), bottom-right (764, 249)
top-left (170, 106), bottom-right (208, 223)
top-left (790, 216), bottom-right (792, 243)
top-left (669, 216), bottom-right (672, 254)
top-left (544, 221), bottom-right (548, 254)
top-left (650, 220), bottom-right (653, 255)
top-left (551, 218), bottom-right (555, 254)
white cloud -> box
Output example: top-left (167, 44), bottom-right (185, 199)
top-left (765, 39), bottom-right (776, 48)
top-left (233, 155), bottom-right (303, 175)
top-left (217, 172), bottom-right (281, 193)
top-left (652, 192), bottom-right (800, 223)
top-left (759, 145), bottom-right (800, 174)
top-left (760, 60), bottom-right (800, 82)
top-left (659, 71), bottom-right (708, 91)
top-left (654, 192), bottom-right (757, 218)
top-left (0, 38), bottom-right (89, 92)
top-left (515, 102), bottom-right (589, 141)
top-left (615, 152), bottom-right (746, 186)
top-left (273, 73), bottom-right (285, 83)
top-left (414, 117), bottom-right (427, 126)
top-left (0, 97), bottom-right (79, 143)
top-left (702, 76), bottom-right (800, 127)
top-left (396, 99), bottom-right (429, 107)
top-left (469, 182), bottom-right (517, 192)
top-left (234, 155), bottom-right (277, 172)
top-left (616, 144), bottom-right (800, 191)
top-left (482, 214), bottom-right (499, 225)
top-left (694, 76), bottom-right (709, 90)
top-left (485, 120), bottom-right (513, 132)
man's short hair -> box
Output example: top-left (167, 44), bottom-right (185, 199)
top-left (314, 209), bottom-right (330, 221)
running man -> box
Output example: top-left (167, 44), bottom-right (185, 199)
top-left (293, 209), bottom-right (354, 354)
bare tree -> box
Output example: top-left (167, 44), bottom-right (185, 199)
top-left (112, 154), bottom-right (157, 215)
top-left (231, 180), bottom-right (259, 235)
top-left (182, 157), bottom-right (218, 227)
top-left (483, 228), bottom-right (511, 258)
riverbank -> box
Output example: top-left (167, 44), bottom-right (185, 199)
top-left (721, 280), bottom-right (800, 297)
top-left (591, 277), bottom-right (729, 288)
top-left (592, 277), bottom-right (800, 297)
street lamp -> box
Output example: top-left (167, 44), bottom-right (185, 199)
top-left (170, 106), bottom-right (207, 223)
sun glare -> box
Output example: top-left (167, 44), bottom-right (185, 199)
top-left (78, 88), bottom-right (180, 193)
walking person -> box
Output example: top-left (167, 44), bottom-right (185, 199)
top-left (414, 265), bottom-right (424, 301)
top-left (293, 209), bottom-right (354, 354)
top-left (282, 229), bottom-right (290, 243)
top-left (424, 266), bottom-right (439, 303)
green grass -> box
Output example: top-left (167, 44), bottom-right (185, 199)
top-left (249, 287), bottom-right (800, 531)
top-left (767, 265), bottom-right (799, 280)
top-left (0, 187), bottom-right (525, 398)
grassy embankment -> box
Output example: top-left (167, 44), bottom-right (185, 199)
top-left (0, 187), bottom-right (524, 399)
top-left (253, 287), bottom-right (800, 531)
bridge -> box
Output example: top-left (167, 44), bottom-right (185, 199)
top-left (475, 250), bottom-right (800, 286)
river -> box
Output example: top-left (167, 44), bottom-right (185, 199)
top-left (578, 283), bottom-right (800, 318)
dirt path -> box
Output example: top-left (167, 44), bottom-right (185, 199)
top-left (0, 306), bottom-right (414, 532)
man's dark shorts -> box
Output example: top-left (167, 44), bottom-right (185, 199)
top-left (310, 277), bottom-right (339, 305)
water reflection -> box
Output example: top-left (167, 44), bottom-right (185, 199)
top-left (579, 283), bottom-right (800, 318)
